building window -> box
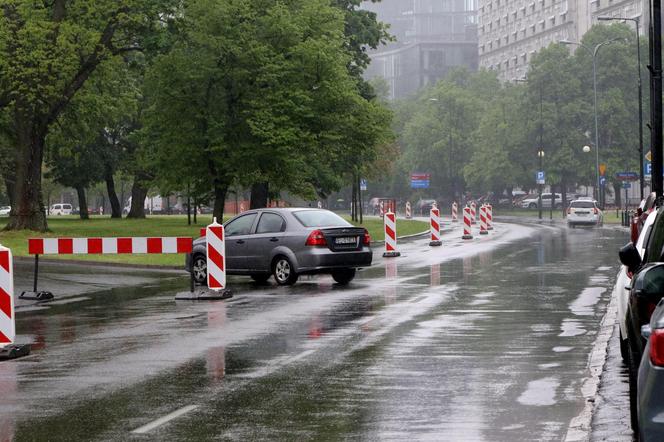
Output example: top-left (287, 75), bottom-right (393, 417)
top-left (550, 16), bottom-right (556, 26)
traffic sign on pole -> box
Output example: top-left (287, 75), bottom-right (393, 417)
top-left (536, 171), bottom-right (545, 185)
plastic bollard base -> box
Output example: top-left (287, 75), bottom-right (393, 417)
top-left (382, 251), bottom-right (401, 258)
top-left (19, 291), bottom-right (54, 302)
top-left (488, 226), bottom-right (494, 230)
top-left (175, 288), bottom-right (233, 301)
top-left (480, 230), bottom-right (489, 235)
top-left (0, 344), bottom-right (31, 361)
top-left (462, 234), bottom-right (473, 240)
top-left (429, 240), bottom-right (442, 247)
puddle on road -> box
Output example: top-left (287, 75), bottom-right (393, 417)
top-left (517, 377), bottom-right (560, 406)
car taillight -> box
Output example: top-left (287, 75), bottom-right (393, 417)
top-left (594, 208), bottom-right (598, 215)
top-left (567, 208), bottom-right (571, 215)
top-left (306, 229), bottom-right (327, 246)
top-left (363, 229), bottom-right (371, 246)
top-left (650, 329), bottom-right (664, 366)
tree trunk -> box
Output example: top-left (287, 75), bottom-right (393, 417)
top-left (5, 118), bottom-right (47, 231)
top-left (127, 178), bottom-right (148, 219)
top-left (105, 169), bottom-right (122, 218)
top-left (75, 185), bottom-right (89, 220)
top-left (250, 182), bottom-right (269, 209)
top-left (212, 183), bottom-right (227, 222)
top-left (614, 183), bottom-right (622, 208)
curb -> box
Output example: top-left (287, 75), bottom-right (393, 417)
top-left (564, 284), bottom-right (618, 441)
top-left (13, 256), bottom-right (184, 272)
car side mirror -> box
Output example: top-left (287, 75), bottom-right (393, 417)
top-left (633, 263), bottom-right (664, 301)
top-left (619, 242), bottom-right (641, 274)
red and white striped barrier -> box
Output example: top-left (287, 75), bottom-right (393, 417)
top-left (383, 211), bottom-right (401, 257)
top-left (452, 202), bottom-right (458, 222)
top-left (430, 208), bottom-right (442, 247)
top-left (479, 206), bottom-right (489, 235)
top-left (487, 204), bottom-right (494, 230)
top-left (379, 201), bottom-right (385, 218)
top-left (0, 245), bottom-right (29, 360)
top-left (206, 218), bottom-right (227, 291)
top-left (470, 202), bottom-right (477, 224)
top-left (0, 246), bottom-right (14, 347)
top-left (28, 237), bottom-right (192, 255)
top-left (462, 207), bottom-right (473, 240)
top-left (405, 201), bottom-right (412, 219)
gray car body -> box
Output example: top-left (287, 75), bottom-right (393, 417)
top-left (638, 300), bottom-right (664, 441)
top-left (185, 208), bottom-right (372, 277)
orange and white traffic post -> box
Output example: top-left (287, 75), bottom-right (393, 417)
top-left (0, 245), bottom-right (30, 360)
top-left (487, 204), bottom-right (494, 230)
top-left (462, 207), bottom-right (473, 240)
top-left (429, 208), bottom-right (442, 247)
top-left (470, 201), bottom-right (477, 224)
top-left (479, 206), bottom-right (489, 235)
top-left (405, 201), bottom-right (412, 219)
top-left (452, 202), bottom-right (459, 222)
top-left (383, 211), bottom-right (401, 257)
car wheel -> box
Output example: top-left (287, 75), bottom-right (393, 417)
top-left (627, 335), bottom-right (641, 433)
top-left (331, 268), bottom-right (356, 285)
top-left (251, 274), bottom-right (270, 284)
top-left (620, 329), bottom-right (629, 364)
top-left (528, 203), bottom-right (537, 209)
top-left (192, 254), bottom-right (207, 284)
top-left (272, 256), bottom-right (298, 286)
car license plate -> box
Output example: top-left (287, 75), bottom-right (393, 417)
top-left (577, 211), bottom-right (588, 216)
top-left (335, 237), bottom-right (357, 245)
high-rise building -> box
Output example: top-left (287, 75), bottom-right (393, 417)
top-left (362, 0), bottom-right (479, 100)
top-left (478, 0), bottom-right (646, 81)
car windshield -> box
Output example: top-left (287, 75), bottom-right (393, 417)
top-left (293, 210), bottom-right (352, 227)
top-left (570, 201), bottom-right (595, 209)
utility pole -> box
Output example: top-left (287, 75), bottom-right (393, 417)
top-left (652, 0), bottom-right (663, 201)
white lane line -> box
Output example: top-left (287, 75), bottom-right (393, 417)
top-left (131, 405), bottom-right (199, 434)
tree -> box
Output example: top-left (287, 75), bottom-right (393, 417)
top-left (0, 0), bottom-right (178, 230)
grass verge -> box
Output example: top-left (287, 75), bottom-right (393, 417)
top-left (0, 214), bottom-right (428, 267)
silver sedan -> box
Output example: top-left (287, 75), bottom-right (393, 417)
top-left (185, 208), bottom-right (372, 286)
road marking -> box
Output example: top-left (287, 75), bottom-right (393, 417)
top-left (131, 405), bottom-right (198, 434)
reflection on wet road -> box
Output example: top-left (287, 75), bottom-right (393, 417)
top-left (1, 223), bottom-right (627, 441)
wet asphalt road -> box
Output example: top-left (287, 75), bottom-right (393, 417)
top-left (0, 221), bottom-right (630, 441)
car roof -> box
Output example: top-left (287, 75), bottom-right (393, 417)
top-left (570, 199), bottom-right (597, 204)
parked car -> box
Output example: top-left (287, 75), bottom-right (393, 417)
top-left (638, 298), bottom-right (664, 441)
top-left (567, 199), bottom-right (603, 227)
top-left (0, 206), bottom-right (10, 216)
top-left (619, 206), bottom-right (664, 431)
top-left (416, 199), bottom-right (437, 215)
top-left (615, 210), bottom-right (658, 364)
top-left (50, 203), bottom-right (73, 215)
top-left (185, 208), bottom-right (372, 286)
top-left (520, 193), bottom-right (562, 209)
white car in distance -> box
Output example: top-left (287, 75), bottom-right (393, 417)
top-left (0, 206), bottom-right (10, 216)
top-left (567, 199), bottom-right (603, 227)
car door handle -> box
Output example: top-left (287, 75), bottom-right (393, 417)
top-left (236, 240), bottom-right (245, 244)
top-left (270, 237), bottom-right (279, 242)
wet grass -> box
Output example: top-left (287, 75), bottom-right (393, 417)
top-left (0, 214), bottom-right (428, 267)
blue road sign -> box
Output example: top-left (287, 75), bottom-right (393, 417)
top-left (622, 182), bottom-right (632, 189)
top-left (616, 171), bottom-right (639, 181)
top-left (360, 179), bottom-right (367, 191)
top-left (600, 177), bottom-right (607, 186)
top-left (411, 172), bottom-right (431, 189)
top-left (536, 171), bottom-right (545, 185)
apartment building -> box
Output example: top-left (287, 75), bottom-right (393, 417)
top-left (479, 0), bottom-right (646, 81)
top-left (362, 0), bottom-right (479, 99)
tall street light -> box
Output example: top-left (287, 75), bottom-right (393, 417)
top-left (583, 145), bottom-right (592, 196)
top-left (598, 17), bottom-right (645, 200)
top-left (538, 149), bottom-right (545, 220)
top-left (560, 38), bottom-right (623, 209)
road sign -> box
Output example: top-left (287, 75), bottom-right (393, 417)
top-left (360, 179), bottom-right (367, 191)
top-left (616, 171), bottom-right (639, 181)
top-left (622, 182), bottom-right (632, 189)
top-left (411, 172), bottom-right (431, 189)
top-left (599, 164), bottom-right (607, 176)
top-left (536, 171), bottom-right (545, 185)
top-left (600, 177), bottom-right (607, 186)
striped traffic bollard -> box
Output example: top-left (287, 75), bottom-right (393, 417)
top-left (452, 202), bottom-right (458, 222)
top-left (479, 206), bottom-right (489, 235)
top-left (470, 201), bottom-right (477, 224)
top-left (383, 211), bottom-right (401, 257)
top-left (206, 218), bottom-right (232, 298)
top-left (405, 201), bottom-right (412, 219)
top-left (429, 208), bottom-right (442, 247)
top-left (487, 204), bottom-right (494, 230)
top-left (462, 207), bottom-right (473, 240)
top-left (0, 245), bottom-right (30, 360)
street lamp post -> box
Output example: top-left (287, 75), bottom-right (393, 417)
top-left (538, 150), bottom-right (544, 220)
top-left (561, 38), bottom-right (622, 209)
top-left (583, 145), bottom-right (592, 196)
top-left (598, 17), bottom-right (645, 200)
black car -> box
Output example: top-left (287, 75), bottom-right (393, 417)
top-left (619, 205), bottom-right (664, 431)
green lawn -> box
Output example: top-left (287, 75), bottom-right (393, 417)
top-left (494, 207), bottom-right (626, 224)
top-left (0, 214), bottom-right (428, 267)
